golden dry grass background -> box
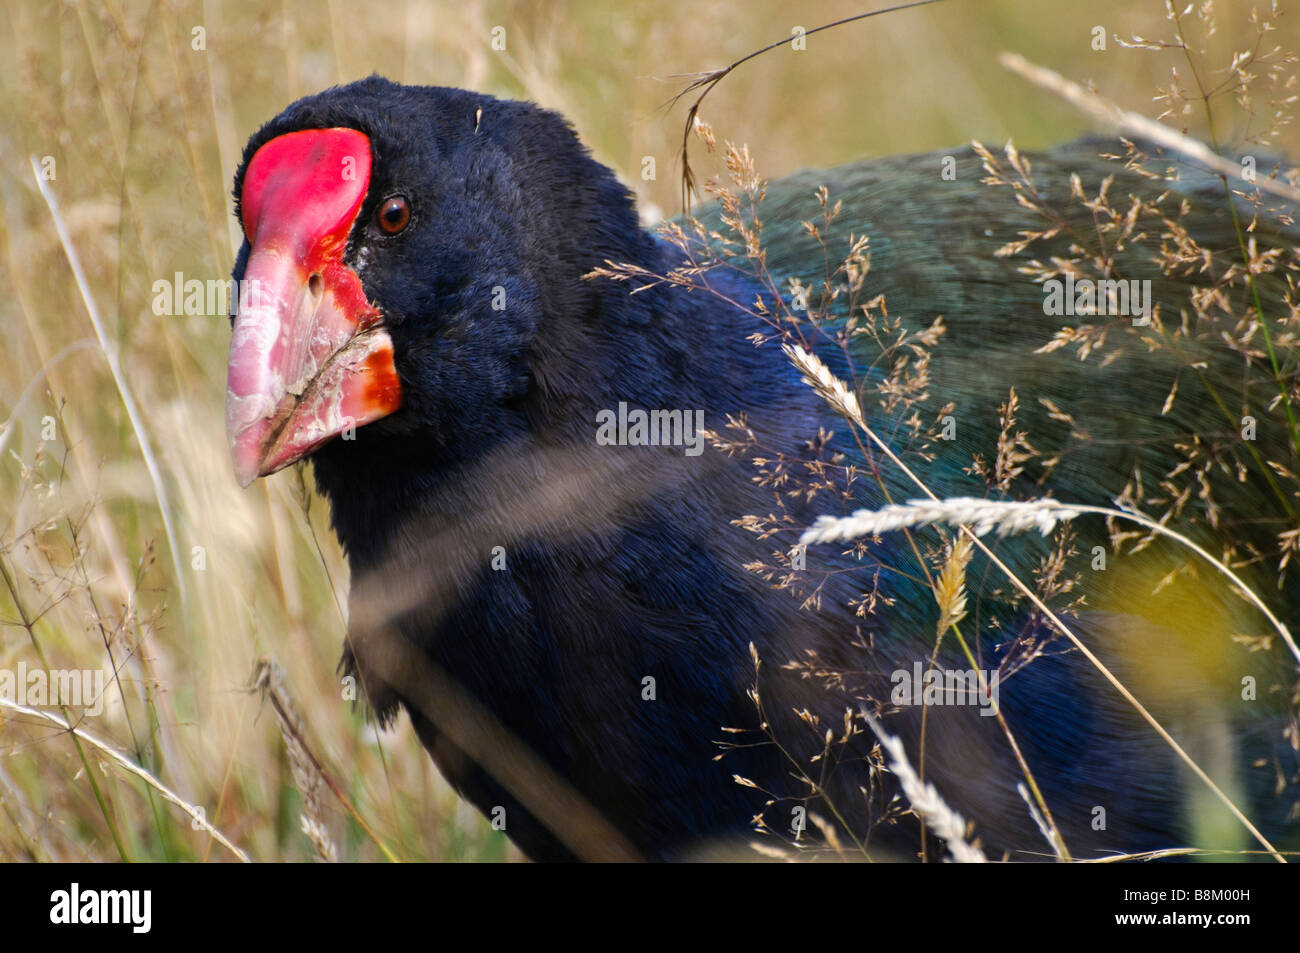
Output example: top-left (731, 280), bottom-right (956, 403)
top-left (0, 0), bottom-right (1295, 861)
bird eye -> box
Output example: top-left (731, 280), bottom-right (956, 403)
top-left (376, 195), bottom-right (410, 234)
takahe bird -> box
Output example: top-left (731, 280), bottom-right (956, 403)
top-left (227, 76), bottom-right (1300, 861)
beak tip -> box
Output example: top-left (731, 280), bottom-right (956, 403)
top-left (232, 457), bottom-right (261, 489)
top-left (230, 427), bottom-right (268, 488)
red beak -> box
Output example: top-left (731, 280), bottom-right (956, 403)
top-left (227, 127), bottom-right (402, 487)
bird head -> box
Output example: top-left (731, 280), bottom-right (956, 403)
top-left (226, 76), bottom-right (642, 487)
